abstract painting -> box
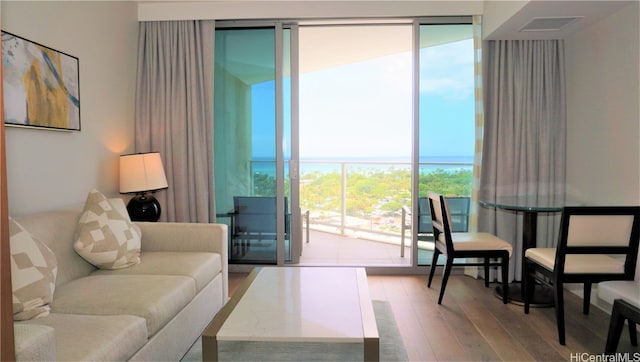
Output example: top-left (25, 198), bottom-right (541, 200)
top-left (2, 31), bottom-right (80, 131)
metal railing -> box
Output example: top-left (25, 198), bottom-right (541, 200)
top-left (247, 159), bottom-right (473, 242)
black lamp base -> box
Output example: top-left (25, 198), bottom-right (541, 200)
top-left (126, 193), bottom-right (161, 222)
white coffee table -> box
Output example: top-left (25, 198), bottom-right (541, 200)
top-left (202, 267), bottom-right (379, 361)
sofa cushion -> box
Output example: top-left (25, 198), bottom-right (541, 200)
top-left (598, 281), bottom-right (640, 307)
top-left (14, 323), bottom-right (56, 361)
top-left (50, 274), bottom-right (195, 336)
top-left (12, 207), bottom-right (96, 287)
top-left (10, 218), bottom-right (58, 321)
top-left (74, 189), bottom-right (141, 269)
top-left (91, 251), bottom-right (221, 292)
top-left (21, 313), bottom-right (147, 362)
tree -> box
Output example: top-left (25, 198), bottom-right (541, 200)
top-left (255, 166), bottom-right (472, 223)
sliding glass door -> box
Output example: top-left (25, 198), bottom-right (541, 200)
top-left (214, 25), bottom-right (299, 265)
top-left (213, 18), bottom-right (476, 269)
top-left (297, 23), bottom-right (413, 265)
top-left (416, 20), bottom-right (475, 266)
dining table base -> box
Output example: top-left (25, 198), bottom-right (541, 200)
top-left (495, 282), bottom-right (554, 307)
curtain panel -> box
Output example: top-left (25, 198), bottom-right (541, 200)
top-left (469, 15), bottom-right (484, 232)
top-left (464, 15), bottom-right (485, 279)
top-left (479, 40), bottom-right (567, 281)
top-left (135, 20), bottom-right (216, 222)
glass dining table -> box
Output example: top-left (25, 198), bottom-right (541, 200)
top-left (480, 195), bottom-right (576, 306)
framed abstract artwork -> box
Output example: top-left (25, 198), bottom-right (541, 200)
top-left (1, 31), bottom-right (80, 131)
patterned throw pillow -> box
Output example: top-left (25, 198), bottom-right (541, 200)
top-left (74, 189), bottom-right (141, 269)
top-left (10, 218), bottom-right (58, 321)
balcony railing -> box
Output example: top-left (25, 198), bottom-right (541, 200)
top-left (250, 158), bottom-right (473, 244)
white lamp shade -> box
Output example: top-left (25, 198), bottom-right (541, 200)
top-left (119, 152), bottom-right (168, 193)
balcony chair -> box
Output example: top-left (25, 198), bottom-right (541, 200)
top-left (523, 206), bottom-right (640, 345)
top-left (427, 191), bottom-right (513, 304)
top-left (400, 198), bottom-right (433, 257)
top-left (400, 196), bottom-right (470, 257)
top-left (446, 196), bottom-right (471, 232)
top-left (230, 196), bottom-right (290, 259)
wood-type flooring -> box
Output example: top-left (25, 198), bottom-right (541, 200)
top-left (229, 272), bottom-right (639, 361)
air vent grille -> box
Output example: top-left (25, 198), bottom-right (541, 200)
top-left (519, 17), bottom-right (583, 32)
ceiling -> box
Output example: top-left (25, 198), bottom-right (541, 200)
top-left (211, 0), bottom-right (636, 84)
top-left (136, 1), bottom-right (635, 41)
top-left (217, 23), bottom-right (472, 84)
top-left (485, 0), bottom-right (635, 40)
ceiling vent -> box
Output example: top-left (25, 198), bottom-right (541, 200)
top-left (519, 17), bottom-right (583, 32)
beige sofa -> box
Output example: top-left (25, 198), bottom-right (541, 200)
top-left (12, 198), bottom-right (228, 361)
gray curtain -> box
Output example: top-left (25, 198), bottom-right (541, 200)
top-left (135, 20), bottom-right (216, 222)
top-left (478, 40), bottom-right (566, 281)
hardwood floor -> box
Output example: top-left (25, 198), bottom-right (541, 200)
top-left (228, 272), bottom-right (639, 361)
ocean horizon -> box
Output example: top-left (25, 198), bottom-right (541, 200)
top-left (252, 155), bottom-right (474, 163)
top-left (251, 155), bottom-right (473, 175)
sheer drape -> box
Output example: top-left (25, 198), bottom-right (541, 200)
top-left (469, 15), bottom-right (484, 232)
top-left (464, 15), bottom-right (485, 279)
top-left (479, 40), bottom-right (567, 281)
top-left (135, 20), bottom-right (216, 222)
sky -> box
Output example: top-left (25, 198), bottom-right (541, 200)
top-left (251, 30), bottom-right (475, 161)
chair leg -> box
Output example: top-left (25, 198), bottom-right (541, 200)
top-left (500, 256), bottom-right (509, 304)
top-left (583, 282), bottom-right (592, 315)
top-left (243, 238), bottom-right (249, 256)
top-left (428, 249), bottom-right (441, 288)
top-left (605, 301), bottom-right (627, 353)
top-left (629, 321), bottom-right (638, 346)
top-left (437, 256), bottom-right (454, 305)
top-left (484, 258), bottom-right (490, 287)
top-left (554, 281), bottom-right (566, 345)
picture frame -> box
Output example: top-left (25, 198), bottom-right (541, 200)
top-left (1, 31), bottom-right (80, 131)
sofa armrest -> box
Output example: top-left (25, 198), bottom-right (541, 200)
top-left (135, 222), bottom-right (227, 253)
top-left (135, 222), bottom-right (229, 300)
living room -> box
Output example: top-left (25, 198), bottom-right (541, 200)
top-left (2, 1), bottom-right (638, 220)
top-left (1, 0), bottom-right (638, 360)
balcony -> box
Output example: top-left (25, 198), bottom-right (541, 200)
top-left (295, 159), bottom-right (473, 265)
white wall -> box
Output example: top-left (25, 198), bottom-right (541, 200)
top-left (2, 1), bottom-right (138, 215)
top-left (565, 1), bottom-right (640, 205)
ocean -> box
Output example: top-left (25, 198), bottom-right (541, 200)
top-left (251, 155), bottom-right (473, 176)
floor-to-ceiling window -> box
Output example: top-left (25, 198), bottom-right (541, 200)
top-left (417, 20), bottom-right (475, 265)
top-left (214, 18), bottom-right (475, 269)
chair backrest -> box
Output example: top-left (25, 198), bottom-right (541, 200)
top-left (446, 196), bottom-right (470, 232)
top-left (233, 196), bottom-right (289, 235)
top-left (417, 197), bottom-right (433, 234)
top-left (427, 191), bottom-right (455, 254)
top-left (555, 206), bottom-right (640, 278)
top-left (417, 196), bottom-right (470, 234)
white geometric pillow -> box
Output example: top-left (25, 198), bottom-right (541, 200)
top-left (10, 217), bottom-right (58, 321)
top-left (74, 189), bottom-right (141, 269)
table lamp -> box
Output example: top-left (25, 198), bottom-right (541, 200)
top-left (119, 152), bottom-right (168, 222)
